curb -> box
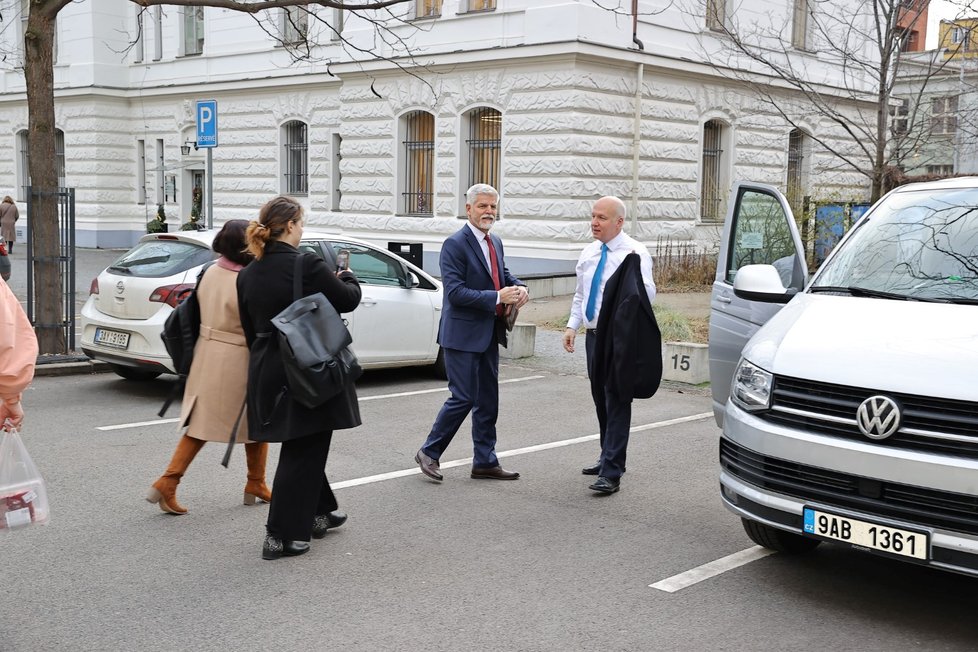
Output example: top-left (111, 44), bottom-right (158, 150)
top-left (35, 360), bottom-right (112, 377)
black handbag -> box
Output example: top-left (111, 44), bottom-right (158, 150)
top-left (271, 254), bottom-right (362, 409)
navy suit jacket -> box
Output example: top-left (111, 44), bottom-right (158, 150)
top-left (438, 225), bottom-right (522, 352)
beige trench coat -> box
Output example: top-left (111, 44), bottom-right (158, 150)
top-left (178, 263), bottom-right (251, 443)
top-left (0, 201), bottom-right (18, 244)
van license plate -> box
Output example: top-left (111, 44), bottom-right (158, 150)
top-left (803, 508), bottom-right (927, 560)
top-left (94, 328), bottom-right (130, 350)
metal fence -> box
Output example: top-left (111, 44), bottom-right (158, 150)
top-left (25, 187), bottom-right (76, 353)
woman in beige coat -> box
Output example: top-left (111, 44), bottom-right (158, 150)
top-left (0, 196), bottom-right (19, 254)
top-left (146, 220), bottom-right (271, 515)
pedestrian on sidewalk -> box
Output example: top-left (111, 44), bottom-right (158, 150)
top-left (0, 196), bottom-right (19, 255)
top-left (0, 276), bottom-right (37, 430)
top-left (563, 196), bottom-right (659, 494)
top-left (146, 220), bottom-right (270, 515)
top-left (237, 196), bottom-right (362, 560)
top-left (414, 183), bottom-right (528, 483)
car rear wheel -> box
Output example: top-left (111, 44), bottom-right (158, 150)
top-left (110, 364), bottom-right (162, 381)
top-left (742, 518), bottom-right (821, 554)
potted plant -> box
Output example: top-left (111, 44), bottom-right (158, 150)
top-left (181, 187), bottom-right (204, 231)
top-left (147, 204), bottom-right (168, 233)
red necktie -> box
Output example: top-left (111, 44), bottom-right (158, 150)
top-left (485, 235), bottom-right (504, 316)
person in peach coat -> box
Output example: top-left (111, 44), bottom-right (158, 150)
top-left (0, 276), bottom-right (38, 430)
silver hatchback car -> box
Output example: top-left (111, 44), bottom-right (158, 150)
top-left (711, 178), bottom-right (978, 577)
top-left (81, 229), bottom-right (444, 380)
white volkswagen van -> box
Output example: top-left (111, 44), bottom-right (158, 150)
top-left (711, 178), bottom-right (978, 576)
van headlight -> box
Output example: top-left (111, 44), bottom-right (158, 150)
top-left (731, 359), bottom-right (773, 412)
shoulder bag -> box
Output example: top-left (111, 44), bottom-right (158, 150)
top-left (271, 254), bottom-right (361, 409)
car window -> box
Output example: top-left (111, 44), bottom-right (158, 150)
top-left (298, 241), bottom-right (325, 259)
top-left (726, 189), bottom-right (801, 287)
top-left (328, 241), bottom-right (406, 287)
top-left (813, 187), bottom-right (978, 301)
top-left (107, 240), bottom-right (214, 277)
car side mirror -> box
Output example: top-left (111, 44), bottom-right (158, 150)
top-left (732, 264), bottom-right (797, 304)
top-left (401, 271), bottom-right (419, 289)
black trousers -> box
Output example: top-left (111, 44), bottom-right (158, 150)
top-left (266, 430), bottom-right (338, 542)
top-left (585, 330), bottom-right (631, 480)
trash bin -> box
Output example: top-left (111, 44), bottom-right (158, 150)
top-left (388, 242), bottom-right (423, 269)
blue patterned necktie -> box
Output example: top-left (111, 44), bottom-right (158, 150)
top-left (585, 243), bottom-right (609, 322)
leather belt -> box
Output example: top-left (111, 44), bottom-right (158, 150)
top-left (586, 328), bottom-right (598, 336)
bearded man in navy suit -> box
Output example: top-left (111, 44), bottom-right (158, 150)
top-left (415, 184), bottom-right (528, 482)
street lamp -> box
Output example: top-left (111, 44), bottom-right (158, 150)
top-left (181, 141), bottom-right (198, 156)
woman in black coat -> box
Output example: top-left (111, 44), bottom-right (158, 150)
top-left (237, 196), bottom-right (362, 560)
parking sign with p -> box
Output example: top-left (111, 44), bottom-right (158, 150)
top-left (196, 100), bottom-right (218, 148)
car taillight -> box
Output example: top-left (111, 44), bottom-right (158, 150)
top-left (150, 283), bottom-right (195, 308)
top-left (89, 278), bottom-right (99, 295)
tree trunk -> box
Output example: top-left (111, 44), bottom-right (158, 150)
top-left (24, 6), bottom-right (64, 355)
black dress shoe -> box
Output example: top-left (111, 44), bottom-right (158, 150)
top-left (262, 535), bottom-right (311, 560)
top-left (312, 510), bottom-right (348, 539)
top-left (471, 466), bottom-right (520, 480)
top-left (415, 449), bottom-right (443, 482)
top-left (588, 476), bottom-right (621, 494)
top-left (582, 461), bottom-right (601, 475)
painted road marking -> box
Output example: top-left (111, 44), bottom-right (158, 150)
top-left (333, 412), bottom-right (712, 489)
top-left (649, 546), bottom-right (776, 593)
top-left (95, 375), bottom-right (546, 431)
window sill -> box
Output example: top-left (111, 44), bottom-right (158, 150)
top-left (458, 8), bottom-right (496, 14)
top-left (411, 14), bottom-right (441, 21)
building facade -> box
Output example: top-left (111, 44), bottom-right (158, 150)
top-left (0, 0), bottom-right (873, 273)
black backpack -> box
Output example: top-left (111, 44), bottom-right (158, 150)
top-left (158, 262), bottom-right (214, 417)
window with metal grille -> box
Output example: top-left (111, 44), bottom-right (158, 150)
top-left (18, 129), bottom-right (66, 200)
top-left (926, 164), bottom-right (954, 175)
top-left (463, 0), bottom-right (496, 11)
top-left (890, 97), bottom-right (909, 134)
top-left (283, 121), bottom-right (308, 196)
top-left (401, 111), bottom-right (434, 216)
top-left (791, 0), bottom-right (808, 49)
top-left (700, 120), bottom-right (725, 222)
top-left (417, 0), bottom-right (442, 18)
top-left (183, 6), bottom-right (204, 55)
top-left (706, 0), bottom-right (725, 31)
top-left (282, 6), bottom-right (308, 44)
top-left (786, 129), bottom-right (807, 215)
top-left (931, 96), bottom-right (958, 135)
top-left (465, 107), bottom-right (501, 192)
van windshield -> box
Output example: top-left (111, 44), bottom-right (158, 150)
top-left (812, 187), bottom-right (978, 301)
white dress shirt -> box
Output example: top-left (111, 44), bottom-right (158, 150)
top-left (566, 231), bottom-right (656, 331)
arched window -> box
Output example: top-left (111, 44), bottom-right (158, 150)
top-left (700, 119), bottom-right (729, 222)
top-left (400, 110), bottom-right (435, 216)
top-left (282, 120), bottom-right (308, 196)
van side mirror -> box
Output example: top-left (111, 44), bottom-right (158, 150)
top-left (733, 264), bottom-right (797, 304)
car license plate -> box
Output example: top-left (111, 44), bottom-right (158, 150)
top-left (94, 328), bottom-right (130, 350)
top-left (803, 507), bottom-right (928, 560)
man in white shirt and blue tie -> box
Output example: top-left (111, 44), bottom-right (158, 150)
top-left (563, 196), bottom-right (656, 494)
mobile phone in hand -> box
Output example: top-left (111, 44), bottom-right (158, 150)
top-left (336, 249), bottom-right (350, 271)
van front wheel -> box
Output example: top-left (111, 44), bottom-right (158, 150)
top-left (742, 518), bottom-right (821, 554)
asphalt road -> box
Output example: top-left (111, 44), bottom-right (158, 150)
top-left (4, 354), bottom-right (978, 651)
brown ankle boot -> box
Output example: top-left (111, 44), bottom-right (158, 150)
top-left (146, 435), bottom-right (205, 515)
top-left (243, 442), bottom-right (272, 505)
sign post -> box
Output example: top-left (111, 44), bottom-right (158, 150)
top-left (195, 100), bottom-right (218, 229)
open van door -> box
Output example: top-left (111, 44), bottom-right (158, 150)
top-left (708, 182), bottom-right (808, 426)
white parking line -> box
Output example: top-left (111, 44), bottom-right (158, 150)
top-left (96, 375), bottom-right (547, 431)
top-left (333, 412), bottom-right (712, 489)
top-left (649, 546), bottom-right (776, 593)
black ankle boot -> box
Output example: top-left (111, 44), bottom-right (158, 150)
top-left (312, 511), bottom-right (348, 539)
top-left (262, 535), bottom-right (310, 560)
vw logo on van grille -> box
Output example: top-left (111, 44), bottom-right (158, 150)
top-left (856, 396), bottom-right (901, 440)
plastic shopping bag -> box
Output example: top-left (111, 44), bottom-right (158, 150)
top-left (0, 427), bottom-right (50, 530)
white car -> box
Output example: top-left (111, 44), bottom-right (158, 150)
top-left (80, 229), bottom-right (444, 380)
top-left (711, 178), bottom-right (978, 576)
